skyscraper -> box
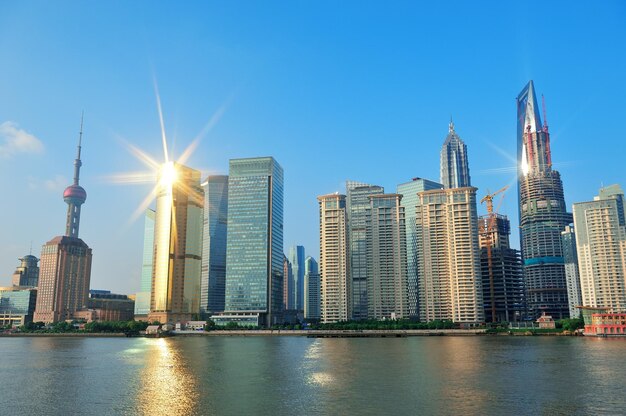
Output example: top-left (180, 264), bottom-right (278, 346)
top-left (283, 255), bottom-right (294, 310)
top-left (34, 119), bottom-right (93, 323)
top-left (220, 157), bottom-right (284, 327)
top-left (397, 177), bottom-right (442, 318)
top-left (440, 120), bottom-right (471, 189)
top-left (573, 185), bottom-right (626, 313)
top-left (478, 213), bottom-right (525, 322)
top-left (288, 245), bottom-right (305, 311)
top-left (561, 225), bottom-right (582, 318)
top-left (366, 194), bottom-right (408, 320)
top-left (318, 193), bottom-right (350, 323)
top-left (346, 181), bottom-right (384, 320)
top-left (149, 162), bottom-right (204, 323)
top-left (200, 175), bottom-right (228, 317)
top-left (304, 256), bottom-right (320, 321)
top-left (517, 81), bottom-right (572, 319)
top-left (416, 187), bottom-right (484, 324)
top-left (134, 209), bottom-right (155, 319)
top-left (11, 255), bottom-right (39, 288)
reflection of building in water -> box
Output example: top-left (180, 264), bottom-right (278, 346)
top-left (137, 339), bottom-right (198, 415)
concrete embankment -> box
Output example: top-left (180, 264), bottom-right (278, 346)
top-left (183, 329), bottom-right (487, 337)
top-left (0, 332), bottom-right (128, 337)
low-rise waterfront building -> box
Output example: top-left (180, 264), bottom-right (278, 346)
top-left (0, 286), bottom-right (37, 327)
top-left (88, 290), bottom-right (135, 321)
top-left (583, 311), bottom-right (626, 336)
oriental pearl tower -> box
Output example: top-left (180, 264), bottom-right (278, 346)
top-left (63, 116), bottom-right (87, 238)
top-left (34, 116), bottom-right (93, 323)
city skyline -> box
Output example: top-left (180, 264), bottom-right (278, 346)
top-left (1, 2), bottom-right (626, 296)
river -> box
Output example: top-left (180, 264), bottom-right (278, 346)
top-left (1, 336), bottom-right (624, 415)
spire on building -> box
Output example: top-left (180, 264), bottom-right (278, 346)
top-left (63, 114), bottom-right (87, 238)
top-left (440, 120), bottom-right (471, 189)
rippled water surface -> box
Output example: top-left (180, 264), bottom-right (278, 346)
top-left (1, 336), bottom-right (625, 415)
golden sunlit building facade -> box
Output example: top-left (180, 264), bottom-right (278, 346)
top-left (149, 162), bottom-right (204, 323)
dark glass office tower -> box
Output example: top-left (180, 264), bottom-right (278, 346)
top-left (440, 120), bottom-right (471, 189)
top-left (517, 81), bottom-right (572, 319)
top-left (200, 175), bottom-right (228, 317)
top-left (222, 157), bottom-right (284, 327)
top-left (346, 181), bottom-right (384, 320)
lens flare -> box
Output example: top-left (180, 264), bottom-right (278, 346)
top-left (103, 77), bottom-right (231, 228)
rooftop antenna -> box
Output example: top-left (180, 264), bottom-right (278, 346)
top-left (541, 95), bottom-right (552, 168)
top-left (29, 241), bottom-right (32, 256)
top-left (541, 94), bottom-right (549, 133)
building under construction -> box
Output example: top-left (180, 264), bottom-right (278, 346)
top-left (479, 213), bottom-right (525, 322)
top-left (517, 81), bottom-right (572, 319)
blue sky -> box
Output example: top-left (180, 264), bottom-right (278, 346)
top-left (1, 1), bottom-right (625, 294)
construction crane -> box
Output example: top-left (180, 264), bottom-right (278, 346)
top-left (480, 185), bottom-right (509, 323)
top-left (480, 185), bottom-right (509, 216)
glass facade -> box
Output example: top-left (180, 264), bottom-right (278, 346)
top-left (304, 256), bottom-right (320, 320)
top-left (346, 182), bottom-right (384, 320)
top-left (224, 157), bottom-right (283, 327)
top-left (517, 81), bottom-right (572, 319)
top-left (11, 255), bottom-right (39, 288)
top-left (134, 209), bottom-right (155, 317)
top-left (288, 245), bottom-right (305, 311)
top-left (440, 121), bottom-right (471, 189)
top-left (200, 175), bottom-right (228, 317)
top-left (0, 287), bottom-right (37, 326)
top-left (397, 178), bottom-right (442, 318)
top-left (149, 162), bottom-right (204, 323)
top-left (561, 225), bottom-right (582, 318)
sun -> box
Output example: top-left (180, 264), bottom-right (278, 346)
top-left (102, 78), bottom-right (230, 226)
top-left (159, 161), bottom-right (178, 187)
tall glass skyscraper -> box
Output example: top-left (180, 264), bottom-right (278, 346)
top-left (134, 209), bottom-right (155, 318)
top-left (149, 162), bottom-right (204, 323)
top-left (222, 157), bottom-right (284, 327)
top-left (288, 245), bottom-right (305, 311)
top-left (397, 177), bottom-right (442, 318)
top-left (304, 256), bottom-right (320, 320)
top-left (561, 225), bottom-right (582, 318)
top-left (200, 175), bottom-right (228, 317)
top-left (440, 120), bottom-right (471, 189)
top-left (346, 181), bottom-right (384, 320)
top-left (283, 255), bottom-right (294, 310)
top-left (517, 81), bottom-right (572, 319)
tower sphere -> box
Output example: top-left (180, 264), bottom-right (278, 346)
top-left (63, 184), bottom-right (87, 205)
